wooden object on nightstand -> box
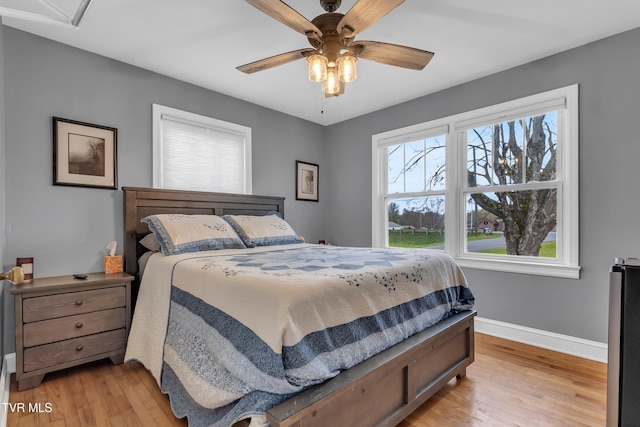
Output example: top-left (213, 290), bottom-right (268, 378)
top-left (11, 272), bottom-right (133, 391)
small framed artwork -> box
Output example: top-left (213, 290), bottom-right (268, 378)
top-left (53, 117), bottom-right (118, 189)
top-left (16, 257), bottom-right (34, 280)
top-left (296, 160), bottom-right (319, 202)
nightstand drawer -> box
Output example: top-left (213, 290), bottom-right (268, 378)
top-left (23, 308), bottom-right (126, 347)
top-left (23, 286), bottom-right (126, 323)
top-left (23, 328), bottom-right (127, 373)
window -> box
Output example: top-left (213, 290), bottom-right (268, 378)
top-left (152, 104), bottom-right (252, 194)
top-left (372, 85), bottom-right (579, 278)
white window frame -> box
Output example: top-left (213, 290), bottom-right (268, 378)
top-left (372, 85), bottom-right (580, 279)
top-left (152, 104), bottom-right (252, 194)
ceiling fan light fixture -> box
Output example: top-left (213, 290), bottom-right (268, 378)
top-left (239, 0), bottom-right (434, 98)
top-left (337, 53), bottom-right (357, 83)
top-left (322, 66), bottom-right (340, 95)
top-left (307, 53), bottom-right (328, 82)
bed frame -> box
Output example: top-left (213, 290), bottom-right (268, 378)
top-left (122, 186), bottom-right (476, 427)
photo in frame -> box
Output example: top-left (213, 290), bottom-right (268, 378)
top-left (53, 117), bottom-right (118, 189)
top-left (296, 160), bottom-right (319, 202)
top-left (16, 257), bottom-right (34, 281)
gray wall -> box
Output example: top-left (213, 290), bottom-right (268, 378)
top-left (1, 28), bottom-right (326, 354)
top-left (3, 24), bottom-right (640, 356)
top-left (324, 27), bottom-right (640, 344)
top-left (0, 23), bottom-right (5, 357)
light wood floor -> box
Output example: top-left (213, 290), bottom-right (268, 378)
top-left (7, 333), bottom-right (607, 426)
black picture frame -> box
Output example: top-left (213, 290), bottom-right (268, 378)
top-left (296, 160), bottom-right (319, 202)
top-left (53, 117), bottom-right (118, 189)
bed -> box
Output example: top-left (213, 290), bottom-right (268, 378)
top-left (122, 186), bottom-right (476, 427)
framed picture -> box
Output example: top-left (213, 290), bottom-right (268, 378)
top-left (16, 257), bottom-right (33, 281)
top-left (53, 117), bottom-right (118, 189)
top-left (296, 160), bottom-right (319, 202)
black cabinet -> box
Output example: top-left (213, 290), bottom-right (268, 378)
top-left (608, 260), bottom-right (640, 427)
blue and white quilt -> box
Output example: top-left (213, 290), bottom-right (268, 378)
top-left (125, 244), bottom-right (474, 427)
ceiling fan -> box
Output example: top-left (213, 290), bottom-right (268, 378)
top-left (237, 0), bottom-right (434, 97)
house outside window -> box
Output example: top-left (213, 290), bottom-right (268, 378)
top-left (372, 85), bottom-right (579, 278)
top-left (152, 104), bottom-right (252, 194)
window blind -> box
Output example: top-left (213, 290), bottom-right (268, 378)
top-left (160, 116), bottom-right (246, 193)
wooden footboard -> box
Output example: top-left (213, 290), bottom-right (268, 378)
top-left (266, 310), bottom-right (476, 427)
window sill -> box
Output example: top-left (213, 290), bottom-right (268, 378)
top-left (453, 256), bottom-right (581, 279)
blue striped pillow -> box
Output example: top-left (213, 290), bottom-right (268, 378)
top-left (222, 213), bottom-right (304, 248)
top-left (141, 214), bottom-right (246, 255)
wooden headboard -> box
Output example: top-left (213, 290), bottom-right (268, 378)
top-left (122, 186), bottom-right (285, 281)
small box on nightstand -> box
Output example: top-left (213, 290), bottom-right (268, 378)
top-left (104, 255), bottom-right (123, 273)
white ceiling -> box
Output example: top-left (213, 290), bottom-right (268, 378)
top-left (2, 0), bottom-right (640, 125)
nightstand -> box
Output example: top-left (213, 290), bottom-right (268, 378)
top-left (11, 272), bottom-right (133, 391)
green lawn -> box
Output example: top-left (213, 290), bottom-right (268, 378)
top-left (479, 241), bottom-right (556, 257)
top-left (388, 231), bottom-right (444, 248)
top-left (388, 231), bottom-right (499, 248)
top-left (389, 231), bottom-right (556, 257)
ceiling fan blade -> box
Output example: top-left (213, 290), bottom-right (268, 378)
top-left (245, 0), bottom-right (322, 40)
top-left (355, 41), bottom-right (434, 70)
top-left (337, 0), bottom-right (404, 38)
top-left (237, 48), bottom-right (315, 74)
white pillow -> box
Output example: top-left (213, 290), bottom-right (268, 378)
top-left (141, 214), bottom-right (246, 255)
top-left (140, 233), bottom-right (162, 252)
top-left (222, 213), bottom-right (304, 248)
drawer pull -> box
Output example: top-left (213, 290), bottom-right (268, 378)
top-left (75, 299), bottom-right (83, 306)
top-left (76, 345), bottom-right (83, 352)
top-left (75, 322), bottom-right (83, 329)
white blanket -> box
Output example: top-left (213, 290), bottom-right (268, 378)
top-left (125, 244), bottom-right (473, 426)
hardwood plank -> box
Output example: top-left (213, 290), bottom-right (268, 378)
top-left (398, 334), bottom-right (607, 427)
top-left (8, 333), bottom-right (606, 426)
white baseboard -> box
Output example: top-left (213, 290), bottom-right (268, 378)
top-left (1, 353), bottom-right (16, 427)
top-left (475, 317), bottom-right (608, 363)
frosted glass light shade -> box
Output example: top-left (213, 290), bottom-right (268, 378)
top-left (337, 54), bottom-right (357, 82)
top-left (307, 54), bottom-right (328, 82)
top-left (322, 67), bottom-right (340, 95)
